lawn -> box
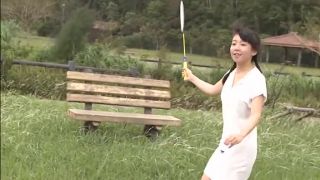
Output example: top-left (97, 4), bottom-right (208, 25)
top-left (126, 48), bottom-right (320, 77)
top-left (1, 93), bottom-right (319, 180)
top-left (13, 34), bottom-right (320, 77)
top-left (14, 33), bottom-right (54, 50)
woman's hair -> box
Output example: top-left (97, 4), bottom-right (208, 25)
top-left (222, 23), bottom-right (262, 84)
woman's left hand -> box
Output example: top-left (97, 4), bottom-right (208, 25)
top-left (224, 133), bottom-right (245, 147)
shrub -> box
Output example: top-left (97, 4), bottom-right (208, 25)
top-left (1, 20), bottom-right (21, 79)
top-left (36, 18), bottom-right (61, 37)
top-left (122, 33), bottom-right (154, 49)
top-left (50, 7), bottom-right (95, 63)
top-left (266, 74), bottom-right (320, 108)
top-left (1, 66), bottom-right (66, 99)
top-left (75, 43), bottom-right (144, 74)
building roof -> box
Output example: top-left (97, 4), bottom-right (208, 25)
top-left (262, 32), bottom-right (320, 54)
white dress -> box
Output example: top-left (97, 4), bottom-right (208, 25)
top-left (204, 67), bottom-right (267, 180)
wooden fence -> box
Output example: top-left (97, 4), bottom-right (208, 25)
top-left (1, 58), bottom-right (319, 78)
top-left (7, 59), bottom-right (140, 77)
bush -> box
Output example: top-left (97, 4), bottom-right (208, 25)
top-left (1, 20), bottom-right (21, 79)
top-left (122, 33), bottom-right (154, 49)
top-left (1, 21), bottom-right (21, 50)
top-left (266, 74), bottom-right (320, 108)
top-left (50, 7), bottom-right (95, 63)
top-left (149, 63), bottom-right (174, 80)
top-left (34, 49), bottom-right (52, 62)
top-left (75, 43), bottom-right (144, 74)
top-left (36, 18), bottom-right (61, 37)
top-left (1, 66), bottom-right (66, 100)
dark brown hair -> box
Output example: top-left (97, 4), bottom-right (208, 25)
top-left (222, 23), bottom-right (262, 84)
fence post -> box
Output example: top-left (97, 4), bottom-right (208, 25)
top-left (158, 58), bottom-right (162, 69)
top-left (68, 60), bottom-right (76, 71)
top-left (0, 56), bottom-right (4, 77)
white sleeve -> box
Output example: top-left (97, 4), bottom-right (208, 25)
top-left (249, 75), bottom-right (267, 104)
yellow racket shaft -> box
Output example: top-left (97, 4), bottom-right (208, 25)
top-left (182, 33), bottom-right (186, 57)
top-left (182, 32), bottom-right (188, 80)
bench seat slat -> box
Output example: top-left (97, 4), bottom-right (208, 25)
top-left (67, 93), bottom-right (170, 109)
top-left (67, 82), bottom-right (170, 99)
top-left (68, 109), bottom-right (181, 126)
top-left (67, 71), bottom-right (170, 88)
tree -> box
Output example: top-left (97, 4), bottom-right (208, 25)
top-left (106, 1), bottom-right (120, 21)
top-left (144, 0), bottom-right (167, 50)
top-left (50, 7), bottom-right (95, 63)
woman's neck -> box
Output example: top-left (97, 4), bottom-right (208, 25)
top-left (235, 61), bottom-right (254, 73)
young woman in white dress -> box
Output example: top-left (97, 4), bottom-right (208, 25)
top-left (183, 24), bottom-right (267, 180)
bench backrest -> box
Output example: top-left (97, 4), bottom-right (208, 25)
top-left (66, 71), bottom-right (171, 109)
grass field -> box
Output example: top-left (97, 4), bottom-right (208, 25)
top-left (126, 48), bottom-right (320, 77)
top-left (13, 34), bottom-right (320, 77)
top-left (1, 93), bottom-right (320, 180)
top-left (15, 34), bottom-right (54, 50)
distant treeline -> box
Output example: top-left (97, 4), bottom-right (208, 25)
top-left (1, 0), bottom-right (320, 56)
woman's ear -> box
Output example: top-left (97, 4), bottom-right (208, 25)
top-left (251, 50), bottom-right (257, 56)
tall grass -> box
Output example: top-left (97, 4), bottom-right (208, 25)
top-left (1, 93), bottom-right (319, 180)
top-left (1, 66), bottom-right (66, 100)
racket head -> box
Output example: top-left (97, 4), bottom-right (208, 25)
top-left (180, 1), bottom-right (184, 32)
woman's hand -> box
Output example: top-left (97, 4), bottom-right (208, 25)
top-left (182, 67), bottom-right (194, 81)
top-left (224, 133), bottom-right (245, 147)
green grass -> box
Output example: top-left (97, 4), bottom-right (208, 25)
top-left (127, 48), bottom-right (320, 77)
top-left (1, 93), bottom-right (320, 180)
top-left (12, 34), bottom-right (320, 77)
top-left (14, 33), bottom-right (54, 50)
top-left (127, 48), bottom-right (231, 67)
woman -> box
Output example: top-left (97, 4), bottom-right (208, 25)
top-left (183, 24), bottom-right (267, 180)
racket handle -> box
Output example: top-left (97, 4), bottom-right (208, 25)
top-left (183, 61), bottom-right (187, 68)
top-left (183, 61), bottom-right (188, 80)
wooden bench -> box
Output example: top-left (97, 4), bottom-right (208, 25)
top-left (66, 71), bottom-right (181, 137)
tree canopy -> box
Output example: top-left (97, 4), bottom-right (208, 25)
top-left (1, 0), bottom-right (319, 56)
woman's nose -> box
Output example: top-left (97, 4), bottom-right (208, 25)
top-left (232, 44), bottom-right (240, 50)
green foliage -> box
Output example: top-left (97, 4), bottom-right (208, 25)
top-left (1, 21), bottom-right (21, 50)
top-left (109, 37), bottom-right (127, 54)
top-left (121, 12), bottom-right (144, 35)
top-left (75, 43), bottom-right (144, 73)
top-left (34, 49), bottom-right (53, 62)
top-left (157, 46), bottom-right (168, 60)
top-left (122, 33), bottom-right (154, 49)
top-left (149, 63), bottom-right (173, 80)
top-left (1, 20), bottom-right (21, 79)
top-left (36, 18), bottom-right (62, 37)
top-left (3, 0), bottom-right (320, 58)
top-left (171, 68), bottom-right (224, 110)
top-left (106, 1), bottom-right (120, 21)
top-left (1, 66), bottom-right (66, 99)
top-left (266, 74), bottom-right (320, 108)
top-left (0, 21), bottom-right (37, 65)
top-left (50, 7), bottom-right (95, 63)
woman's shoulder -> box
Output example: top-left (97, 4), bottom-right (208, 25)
top-left (249, 67), bottom-right (266, 82)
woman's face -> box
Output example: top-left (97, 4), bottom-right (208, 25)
top-left (230, 34), bottom-right (257, 64)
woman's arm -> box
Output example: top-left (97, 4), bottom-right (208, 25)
top-left (224, 95), bottom-right (265, 146)
top-left (183, 67), bottom-right (223, 96)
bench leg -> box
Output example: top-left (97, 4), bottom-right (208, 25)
top-left (143, 125), bottom-right (162, 139)
top-left (82, 121), bottom-right (100, 133)
top-left (81, 102), bottom-right (101, 133)
top-left (143, 107), bottom-right (162, 139)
